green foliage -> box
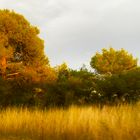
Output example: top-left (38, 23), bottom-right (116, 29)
top-left (93, 67), bottom-right (140, 104)
top-left (0, 64), bottom-right (139, 107)
top-left (0, 78), bottom-right (12, 106)
top-left (44, 66), bottom-right (96, 107)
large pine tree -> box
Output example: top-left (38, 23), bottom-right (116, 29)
top-left (0, 9), bottom-right (49, 77)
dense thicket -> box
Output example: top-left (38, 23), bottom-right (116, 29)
top-left (0, 65), bottom-right (139, 107)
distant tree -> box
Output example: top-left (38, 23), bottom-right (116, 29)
top-left (55, 63), bottom-right (69, 81)
top-left (0, 9), bottom-right (48, 77)
top-left (90, 48), bottom-right (138, 74)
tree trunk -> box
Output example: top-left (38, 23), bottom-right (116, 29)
top-left (0, 56), bottom-right (6, 79)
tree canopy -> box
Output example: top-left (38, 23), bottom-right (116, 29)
top-left (90, 47), bottom-right (138, 74)
top-left (0, 9), bottom-right (48, 66)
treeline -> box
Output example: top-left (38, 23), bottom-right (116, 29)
top-left (0, 9), bottom-right (139, 107)
top-left (0, 63), bottom-right (139, 107)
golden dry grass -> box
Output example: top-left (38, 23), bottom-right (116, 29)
top-left (0, 104), bottom-right (140, 140)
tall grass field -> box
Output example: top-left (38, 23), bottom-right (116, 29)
top-left (0, 104), bottom-right (140, 140)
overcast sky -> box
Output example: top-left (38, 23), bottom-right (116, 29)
top-left (0, 0), bottom-right (140, 69)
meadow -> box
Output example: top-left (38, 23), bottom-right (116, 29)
top-left (0, 104), bottom-right (139, 140)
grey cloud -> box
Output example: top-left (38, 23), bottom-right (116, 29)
top-left (0, 0), bottom-right (139, 69)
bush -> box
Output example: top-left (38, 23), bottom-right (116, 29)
top-left (94, 67), bottom-right (140, 104)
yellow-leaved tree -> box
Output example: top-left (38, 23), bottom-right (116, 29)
top-left (90, 47), bottom-right (138, 74)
